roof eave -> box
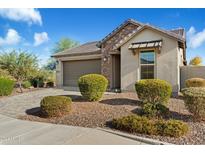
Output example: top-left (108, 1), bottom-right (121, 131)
top-left (52, 50), bottom-right (101, 58)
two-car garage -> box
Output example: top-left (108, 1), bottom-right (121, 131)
top-left (52, 41), bottom-right (102, 88)
top-left (62, 58), bottom-right (101, 87)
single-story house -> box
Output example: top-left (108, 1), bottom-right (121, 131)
top-left (52, 19), bottom-right (186, 93)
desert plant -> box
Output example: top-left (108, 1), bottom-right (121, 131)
top-left (135, 79), bottom-right (172, 105)
top-left (22, 81), bottom-right (32, 89)
top-left (112, 115), bottom-right (188, 137)
top-left (0, 77), bottom-right (15, 96)
top-left (0, 50), bottom-right (38, 92)
top-left (40, 96), bottom-right (72, 117)
top-left (185, 78), bottom-right (205, 88)
top-left (0, 68), bottom-right (14, 80)
top-left (182, 87), bottom-right (205, 121)
top-left (78, 74), bottom-right (108, 101)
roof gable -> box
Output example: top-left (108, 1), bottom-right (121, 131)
top-left (97, 19), bottom-right (143, 47)
top-left (113, 24), bottom-right (186, 50)
top-left (98, 19), bottom-right (185, 49)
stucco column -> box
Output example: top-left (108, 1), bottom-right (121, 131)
top-left (56, 60), bottom-right (63, 88)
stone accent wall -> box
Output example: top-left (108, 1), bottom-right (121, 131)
top-left (101, 23), bottom-right (139, 89)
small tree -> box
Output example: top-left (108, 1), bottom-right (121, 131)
top-left (52, 38), bottom-right (79, 54)
top-left (0, 50), bottom-right (38, 92)
top-left (44, 38), bottom-right (79, 70)
top-left (189, 56), bottom-right (203, 66)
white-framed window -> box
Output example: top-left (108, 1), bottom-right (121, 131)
top-left (140, 50), bottom-right (155, 79)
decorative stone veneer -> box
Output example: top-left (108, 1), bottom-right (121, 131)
top-left (101, 23), bottom-right (139, 89)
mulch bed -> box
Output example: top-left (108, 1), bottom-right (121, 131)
top-left (18, 92), bottom-right (205, 145)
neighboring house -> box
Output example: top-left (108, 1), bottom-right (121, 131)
top-left (52, 19), bottom-right (186, 93)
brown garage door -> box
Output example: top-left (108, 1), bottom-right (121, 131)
top-left (63, 59), bottom-right (101, 87)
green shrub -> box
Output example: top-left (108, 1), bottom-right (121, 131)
top-left (46, 81), bottom-right (54, 87)
top-left (142, 103), bottom-right (169, 118)
top-left (0, 68), bottom-right (15, 80)
top-left (160, 120), bottom-right (189, 137)
top-left (112, 115), bottom-right (188, 137)
top-left (182, 87), bottom-right (205, 121)
top-left (185, 78), bottom-right (205, 88)
top-left (112, 115), bottom-right (157, 135)
top-left (40, 96), bottom-right (72, 117)
top-left (22, 81), bottom-right (32, 89)
top-left (135, 79), bottom-right (172, 117)
top-left (0, 77), bottom-right (15, 96)
top-left (135, 79), bottom-right (172, 105)
top-left (78, 74), bottom-right (108, 101)
top-left (30, 78), bottom-right (44, 88)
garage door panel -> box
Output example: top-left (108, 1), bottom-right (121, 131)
top-left (63, 59), bottom-right (101, 87)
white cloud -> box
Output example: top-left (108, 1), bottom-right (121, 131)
top-left (187, 26), bottom-right (205, 49)
top-left (34, 32), bottom-right (49, 46)
top-left (0, 29), bottom-right (21, 46)
top-left (0, 8), bottom-right (42, 25)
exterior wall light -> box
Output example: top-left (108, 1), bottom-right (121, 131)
top-left (103, 57), bottom-right (107, 62)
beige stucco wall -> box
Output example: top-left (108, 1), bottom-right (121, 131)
top-left (121, 28), bottom-right (180, 93)
top-left (180, 66), bottom-right (205, 89)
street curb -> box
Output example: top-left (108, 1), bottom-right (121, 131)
top-left (96, 127), bottom-right (172, 145)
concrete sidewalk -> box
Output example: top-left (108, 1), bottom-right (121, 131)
top-left (0, 114), bottom-right (148, 145)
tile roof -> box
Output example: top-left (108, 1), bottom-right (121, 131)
top-left (52, 19), bottom-right (186, 58)
top-left (98, 19), bottom-right (185, 47)
top-left (52, 41), bottom-right (101, 57)
top-left (169, 28), bottom-right (185, 38)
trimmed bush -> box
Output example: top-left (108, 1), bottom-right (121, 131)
top-left (112, 115), bottom-right (188, 137)
top-left (135, 79), bottom-right (172, 105)
top-left (135, 79), bottom-right (172, 117)
top-left (142, 103), bottom-right (169, 118)
top-left (182, 87), bottom-right (205, 121)
top-left (112, 115), bottom-right (157, 135)
top-left (22, 81), bottom-right (32, 89)
top-left (160, 120), bottom-right (189, 137)
top-left (40, 96), bottom-right (72, 117)
top-left (185, 78), bottom-right (205, 88)
top-left (0, 77), bottom-right (15, 96)
top-left (78, 74), bottom-right (108, 101)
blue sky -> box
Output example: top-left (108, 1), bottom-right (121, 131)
top-left (0, 8), bottom-right (205, 66)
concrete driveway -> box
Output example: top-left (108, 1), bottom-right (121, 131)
top-left (0, 88), bottom-right (80, 118)
top-left (0, 114), bottom-right (149, 145)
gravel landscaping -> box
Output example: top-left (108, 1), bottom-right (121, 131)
top-left (19, 92), bottom-right (205, 145)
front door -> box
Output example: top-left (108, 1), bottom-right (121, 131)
top-left (112, 54), bottom-right (121, 90)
